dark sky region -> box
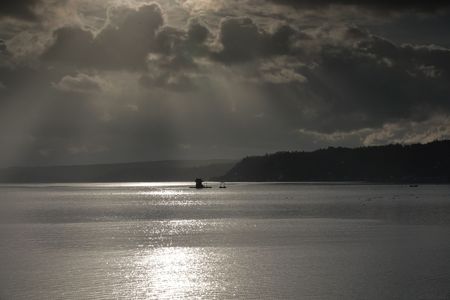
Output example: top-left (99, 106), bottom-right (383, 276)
top-left (0, 0), bottom-right (449, 166)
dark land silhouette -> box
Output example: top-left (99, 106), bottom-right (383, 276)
top-left (1, 140), bottom-right (449, 183)
top-left (220, 140), bottom-right (450, 183)
top-left (0, 160), bottom-right (235, 183)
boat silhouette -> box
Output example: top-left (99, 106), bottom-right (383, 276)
top-left (190, 178), bottom-right (211, 189)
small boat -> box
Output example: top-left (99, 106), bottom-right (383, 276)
top-left (409, 184), bottom-right (419, 187)
top-left (219, 182), bottom-right (227, 189)
top-left (189, 178), bottom-right (212, 189)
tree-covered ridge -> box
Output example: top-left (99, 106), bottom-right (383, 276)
top-left (221, 140), bottom-right (450, 182)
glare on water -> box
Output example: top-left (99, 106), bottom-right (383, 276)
top-left (1, 183), bottom-right (450, 300)
top-left (132, 247), bottom-right (211, 299)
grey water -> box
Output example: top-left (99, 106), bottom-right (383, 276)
top-left (1, 183), bottom-right (450, 299)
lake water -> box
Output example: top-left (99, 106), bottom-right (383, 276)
top-left (1, 183), bottom-right (450, 299)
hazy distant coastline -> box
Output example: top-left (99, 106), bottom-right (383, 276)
top-left (0, 160), bottom-right (236, 183)
top-left (1, 141), bottom-right (449, 183)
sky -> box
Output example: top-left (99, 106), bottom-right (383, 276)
top-left (0, 0), bottom-right (450, 166)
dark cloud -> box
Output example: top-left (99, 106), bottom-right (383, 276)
top-left (275, 32), bottom-right (450, 133)
top-left (187, 20), bottom-right (210, 45)
top-left (140, 21), bottom-right (211, 92)
top-left (153, 20), bottom-right (210, 64)
top-left (367, 13), bottom-right (450, 47)
top-left (2, 1), bottom-right (450, 166)
top-left (41, 8), bottom-right (450, 146)
top-left (207, 18), bottom-right (450, 137)
top-left (215, 18), bottom-right (263, 62)
top-left (266, 25), bottom-right (298, 55)
top-left (42, 27), bottom-right (96, 65)
top-left (213, 17), bottom-right (301, 63)
top-left (43, 4), bottom-right (164, 69)
top-left (344, 27), bottom-right (370, 40)
top-left (0, 40), bottom-right (6, 53)
top-left (269, 0), bottom-right (450, 12)
top-left (154, 26), bottom-right (186, 55)
top-left (0, 0), bottom-right (40, 21)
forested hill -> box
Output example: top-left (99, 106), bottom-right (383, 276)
top-left (220, 140), bottom-right (450, 183)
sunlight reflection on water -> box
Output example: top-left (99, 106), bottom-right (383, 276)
top-left (135, 247), bottom-right (210, 299)
top-left (138, 189), bottom-right (191, 197)
top-left (109, 219), bottom-right (226, 299)
top-left (1, 183), bottom-right (450, 299)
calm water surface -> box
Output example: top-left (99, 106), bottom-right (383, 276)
top-left (1, 183), bottom-right (450, 299)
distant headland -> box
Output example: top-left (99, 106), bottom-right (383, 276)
top-left (219, 140), bottom-right (450, 183)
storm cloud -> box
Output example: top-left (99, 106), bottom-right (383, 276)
top-left (269, 0), bottom-right (450, 11)
top-left (43, 4), bottom-right (164, 70)
top-left (0, 0), bottom-right (40, 21)
top-left (0, 0), bottom-right (449, 166)
top-left (213, 18), bottom-right (302, 63)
